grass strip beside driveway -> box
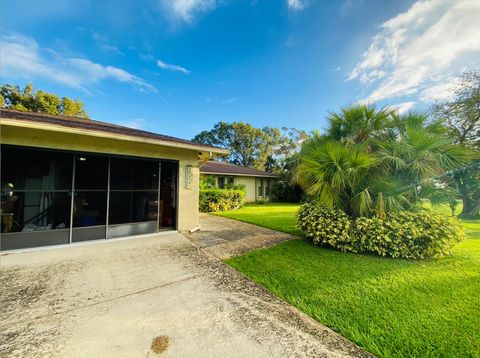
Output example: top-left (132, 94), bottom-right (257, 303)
top-left (214, 203), bottom-right (302, 236)
top-left (222, 203), bottom-right (480, 358)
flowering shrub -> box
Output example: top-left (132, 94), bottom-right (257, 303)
top-left (297, 204), bottom-right (352, 250)
top-left (199, 189), bottom-right (246, 212)
top-left (297, 203), bottom-right (465, 259)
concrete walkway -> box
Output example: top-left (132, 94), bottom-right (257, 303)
top-left (185, 213), bottom-right (297, 259)
top-left (1, 229), bottom-right (370, 357)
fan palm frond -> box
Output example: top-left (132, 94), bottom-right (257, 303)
top-left (296, 105), bottom-right (476, 217)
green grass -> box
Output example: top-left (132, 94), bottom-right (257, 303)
top-left (223, 203), bottom-right (480, 358)
top-left (214, 202), bottom-right (302, 236)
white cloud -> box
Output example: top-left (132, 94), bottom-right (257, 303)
top-left (288, 0), bottom-right (305, 10)
top-left (1, 33), bottom-right (156, 93)
top-left (419, 76), bottom-right (458, 102)
top-left (160, 0), bottom-right (217, 22)
top-left (156, 60), bottom-right (190, 74)
top-left (359, 69), bottom-right (386, 84)
top-left (348, 0), bottom-right (480, 103)
top-left (77, 28), bottom-right (124, 56)
top-left (389, 101), bottom-right (416, 114)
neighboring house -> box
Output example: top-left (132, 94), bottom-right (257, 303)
top-left (0, 109), bottom-right (227, 251)
top-left (200, 161), bottom-right (280, 202)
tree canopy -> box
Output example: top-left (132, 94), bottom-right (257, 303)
top-left (1, 83), bottom-right (89, 118)
top-left (431, 69), bottom-right (480, 217)
top-left (193, 122), bottom-right (307, 170)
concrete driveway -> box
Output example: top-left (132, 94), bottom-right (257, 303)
top-left (1, 230), bottom-right (369, 357)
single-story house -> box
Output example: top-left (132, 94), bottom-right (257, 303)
top-left (0, 109), bottom-right (227, 251)
top-left (200, 161), bottom-right (280, 202)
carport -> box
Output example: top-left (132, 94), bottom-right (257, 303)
top-left (0, 109), bottom-right (228, 250)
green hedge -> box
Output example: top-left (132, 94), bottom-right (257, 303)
top-left (297, 203), bottom-right (465, 259)
top-left (199, 189), bottom-right (246, 212)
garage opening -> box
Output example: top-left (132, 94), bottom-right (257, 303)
top-left (1, 145), bottom-right (179, 250)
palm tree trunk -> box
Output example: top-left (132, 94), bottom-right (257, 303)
top-left (460, 195), bottom-right (480, 218)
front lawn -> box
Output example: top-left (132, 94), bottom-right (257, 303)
top-left (224, 203), bottom-right (480, 358)
top-left (214, 202), bottom-right (302, 236)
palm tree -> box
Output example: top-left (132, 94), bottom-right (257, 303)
top-left (296, 105), bottom-right (472, 217)
top-left (326, 104), bottom-right (397, 145)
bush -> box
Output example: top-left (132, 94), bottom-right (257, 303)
top-left (297, 203), bottom-right (465, 259)
top-left (200, 175), bottom-right (216, 190)
top-left (270, 180), bottom-right (304, 203)
top-left (297, 204), bottom-right (352, 250)
top-left (225, 183), bottom-right (246, 191)
top-left (199, 188), bottom-right (246, 212)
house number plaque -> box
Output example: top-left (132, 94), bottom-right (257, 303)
top-left (185, 165), bottom-right (193, 189)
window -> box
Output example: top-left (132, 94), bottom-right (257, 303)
top-left (258, 179), bottom-right (264, 197)
top-left (265, 179), bottom-right (271, 197)
top-left (217, 176), bottom-right (234, 189)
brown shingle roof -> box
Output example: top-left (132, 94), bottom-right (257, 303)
top-left (0, 109), bottom-right (227, 153)
top-left (200, 161), bottom-right (280, 178)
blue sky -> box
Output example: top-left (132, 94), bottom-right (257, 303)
top-left (2, 0), bottom-right (480, 140)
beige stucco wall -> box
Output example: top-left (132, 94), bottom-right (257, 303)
top-left (201, 174), bottom-right (278, 203)
top-left (0, 123), bottom-right (201, 232)
top-left (233, 176), bottom-right (257, 202)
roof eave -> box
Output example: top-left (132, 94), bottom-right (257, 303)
top-left (200, 171), bottom-right (280, 178)
top-left (0, 118), bottom-right (229, 155)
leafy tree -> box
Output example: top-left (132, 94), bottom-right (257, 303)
top-left (270, 154), bottom-right (304, 202)
top-left (275, 127), bottom-right (309, 158)
top-left (193, 122), bottom-right (282, 169)
top-left (0, 83), bottom-right (89, 118)
top-left (61, 97), bottom-right (89, 117)
top-left (264, 128), bottom-right (308, 202)
top-left (432, 70), bottom-right (480, 146)
top-left (265, 127), bottom-right (309, 172)
top-left (296, 104), bottom-right (473, 217)
top-left (431, 69), bottom-right (480, 217)
top-left (194, 123), bottom-right (308, 172)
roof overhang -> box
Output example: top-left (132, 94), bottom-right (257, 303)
top-left (200, 171), bottom-right (280, 178)
top-left (0, 117), bottom-right (229, 155)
